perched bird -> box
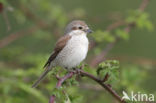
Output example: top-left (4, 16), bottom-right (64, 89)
top-left (32, 20), bottom-right (92, 88)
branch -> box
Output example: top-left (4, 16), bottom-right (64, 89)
top-left (90, 40), bottom-right (117, 66)
top-left (2, 10), bottom-right (11, 31)
top-left (79, 70), bottom-right (125, 103)
top-left (49, 72), bottom-right (75, 103)
top-left (49, 95), bottom-right (55, 103)
top-left (90, 0), bottom-right (150, 67)
top-left (139, 0), bottom-right (150, 11)
top-left (106, 20), bottom-right (126, 32)
top-left (0, 26), bottom-right (38, 48)
top-left (49, 68), bottom-right (126, 103)
top-left (0, 2), bottom-right (3, 13)
top-left (56, 72), bottom-right (74, 88)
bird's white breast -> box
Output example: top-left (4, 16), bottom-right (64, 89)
top-left (54, 32), bottom-right (89, 69)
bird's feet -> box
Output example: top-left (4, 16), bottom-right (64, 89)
top-left (67, 68), bottom-right (81, 75)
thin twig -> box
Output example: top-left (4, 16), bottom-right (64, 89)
top-left (2, 9), bottom-right (11, 31)
top-left (0, 2), bottom-right (3, 13)
top-left (139, 0), bottom-right (150, 11)
top-left (49, 72), bottom-right (75, 102)
top-left (56, 72), bottom-right (74, 88)
top-left (90, 40), bottom-right (117, 66)
top-left (106, 20), bottom-right (126, 32)
top-left (0, 26), bottom-right (38, 48)
top-left (102, 73), bottom-right (109, 82)
top-left (49, 95), bottom-right (55, 103)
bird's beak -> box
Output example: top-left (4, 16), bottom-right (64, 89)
top-left (86, 29), bottom-right (93, 34)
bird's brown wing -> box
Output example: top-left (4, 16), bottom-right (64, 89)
top-left (43, 35), bottom-right (71, 68)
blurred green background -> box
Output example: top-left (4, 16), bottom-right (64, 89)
top-left (0, 0), bottom-right (156, 103)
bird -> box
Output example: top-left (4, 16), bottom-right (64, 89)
top-left (32, 20), bottom-right (92, 88)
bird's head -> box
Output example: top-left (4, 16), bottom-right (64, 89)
top-left (64, 20), bottom-right (92, 35)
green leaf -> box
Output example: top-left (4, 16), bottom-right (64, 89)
top-left (97, 60), bottom-right (120, 83)
top-left (126, 10), bottom-right (154, 31)
top-left (115, 29), bottom-right (129, 40)
top-left (92, 30), bottom-right (115, 43)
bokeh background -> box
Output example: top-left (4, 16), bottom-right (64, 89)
top-left (0, 0), bottom-right (155, 103)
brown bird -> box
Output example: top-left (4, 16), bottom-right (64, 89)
top-left (32, 20), bottom-right (92, 88)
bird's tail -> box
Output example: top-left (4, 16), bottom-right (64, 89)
top-left (32, 68), bottom-right (51, 88)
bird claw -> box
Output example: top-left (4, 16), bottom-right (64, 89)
top-left (75, 69), bottom-right (81, 75)
top-left (67, 68), bottom-right (81, 75)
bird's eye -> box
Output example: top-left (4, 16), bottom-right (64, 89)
top-left (78, 26), bottom-right (83, 29)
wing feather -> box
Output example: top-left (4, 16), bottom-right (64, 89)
top-left (43, 35), bottom-right (71, 68)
